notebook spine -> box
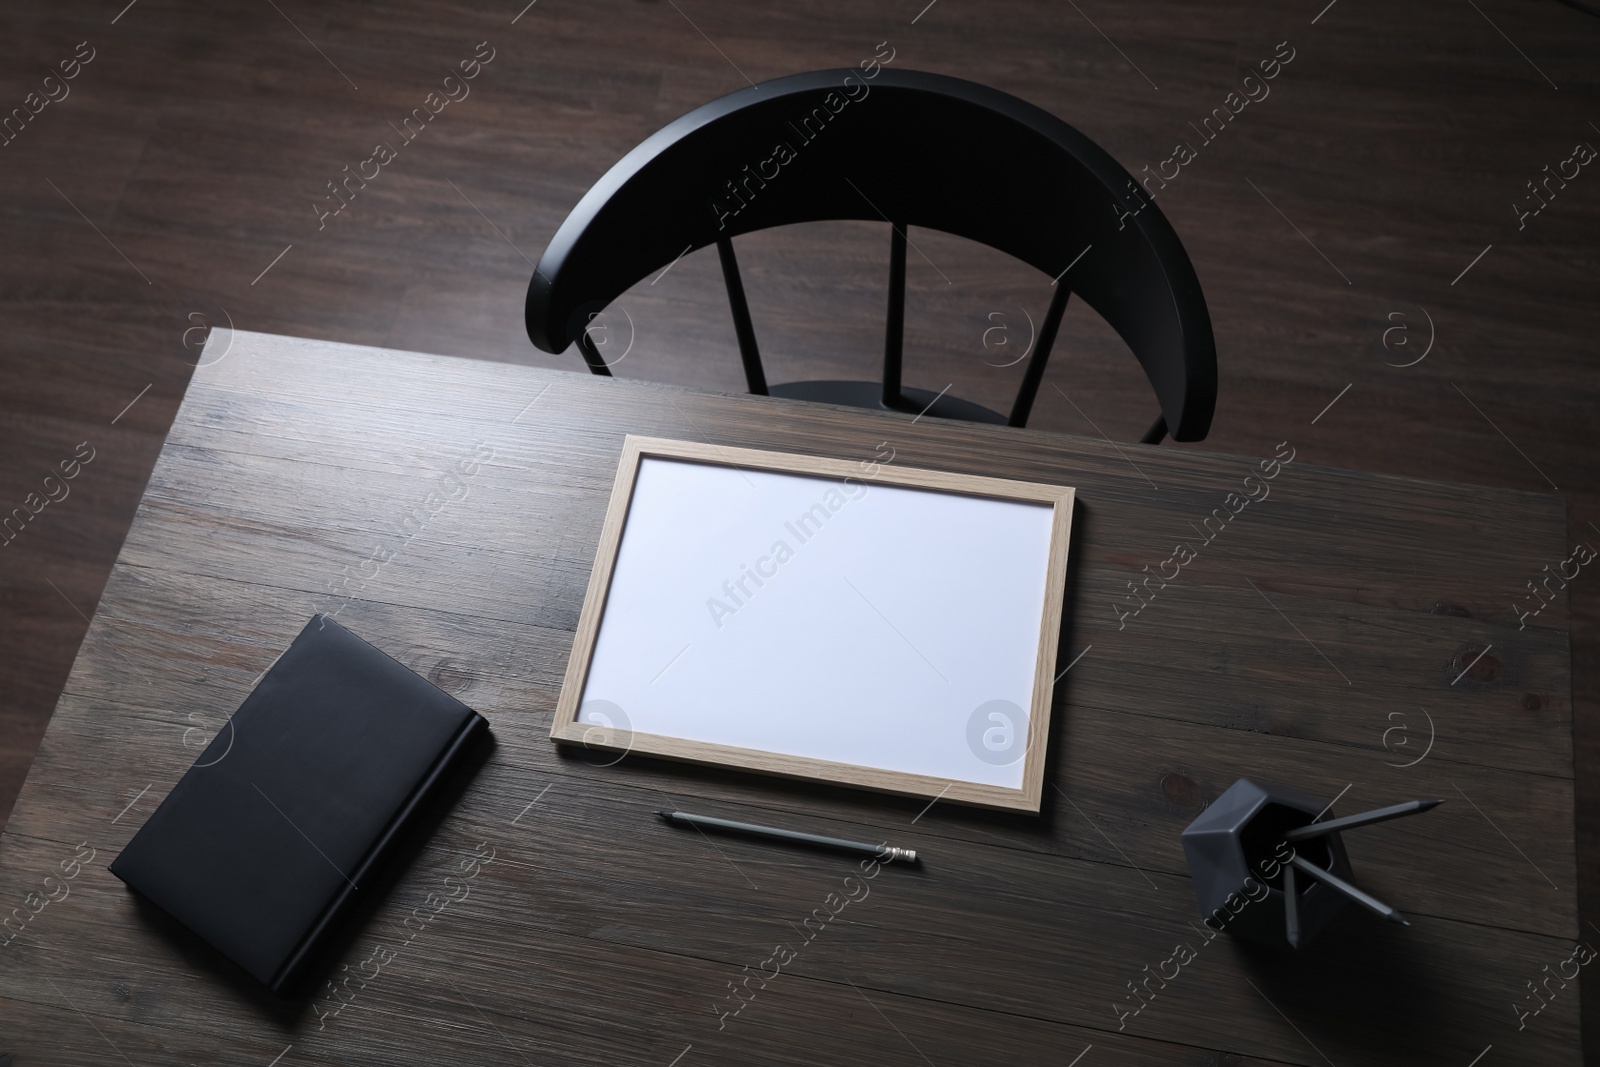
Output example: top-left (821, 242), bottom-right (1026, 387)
top-left (268, 711), bottom-right (488, 994)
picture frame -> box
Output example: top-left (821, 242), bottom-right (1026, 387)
top-left (550, 435), bottom-right (1075, 813)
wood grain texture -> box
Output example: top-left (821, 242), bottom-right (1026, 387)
top-left (0, 331), bottom-right (1579, 1065)
top-left (1, 0), bottom-right (1597, 1058)
top-left (549, 434), bottom-right (1074, 812)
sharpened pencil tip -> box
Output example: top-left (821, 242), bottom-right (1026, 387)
top-left (657, 811), bottom-right (674, 820)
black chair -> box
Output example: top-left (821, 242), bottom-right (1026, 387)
top-left (525, 68), bottom-right (1216, 443)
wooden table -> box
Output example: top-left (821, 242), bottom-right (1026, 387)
top-left (0, 331), bottom-right (1579, 1065)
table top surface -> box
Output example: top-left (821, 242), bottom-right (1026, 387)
top-left (0, 331), bottom-right (1579, 1065)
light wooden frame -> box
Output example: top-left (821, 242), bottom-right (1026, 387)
top-left (550, 435), bottom-right (1075, 813)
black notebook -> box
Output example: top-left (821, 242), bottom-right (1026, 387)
top-left (110, 615), bottom-right (488, 994)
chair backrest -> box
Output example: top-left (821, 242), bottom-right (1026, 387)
top-left (526, 67), bottom-right (1216, 441)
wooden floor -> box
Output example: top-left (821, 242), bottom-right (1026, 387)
top-left (1, 0), bottom-right (1596, 1053)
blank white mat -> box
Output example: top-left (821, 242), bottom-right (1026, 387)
top-left (578, 457), bottom-right (1057, 790)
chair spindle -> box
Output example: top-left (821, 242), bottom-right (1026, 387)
top-left (716, 236), bottom-right (768, 396)
top-left (1007, 284), bottom-right (1072, 428)
top-left (578, 327), bottom-right (613, 377)
top-left (883, 225), bottom-right (907, 409)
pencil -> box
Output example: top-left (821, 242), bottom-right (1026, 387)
top-left (657, 810), bottom-right (917, 862)
top-left (1283, 799), bottom-right (1443, 842)
top-left (1289, 855), bottom-right (1409, 925)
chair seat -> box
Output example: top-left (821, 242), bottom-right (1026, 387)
top-left (767, 380), bottom-right (1007, 425)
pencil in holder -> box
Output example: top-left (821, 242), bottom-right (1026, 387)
top-left (1180, 778), bottom-right (1355, 950)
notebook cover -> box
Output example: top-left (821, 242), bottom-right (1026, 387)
top-left (109, 614), bottom-right (488, 994)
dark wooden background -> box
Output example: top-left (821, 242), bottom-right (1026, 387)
top-left (1, 0), bottom-right (1596, 1056)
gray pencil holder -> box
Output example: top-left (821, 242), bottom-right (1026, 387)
top-left (1181, 778), bottom-right (1354, 949)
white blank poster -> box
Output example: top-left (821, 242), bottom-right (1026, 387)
top-left (578, 457), bottom-right (1057, 790)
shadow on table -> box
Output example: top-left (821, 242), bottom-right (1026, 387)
top-left (1232, 904), bottom-right (1452, 1049)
